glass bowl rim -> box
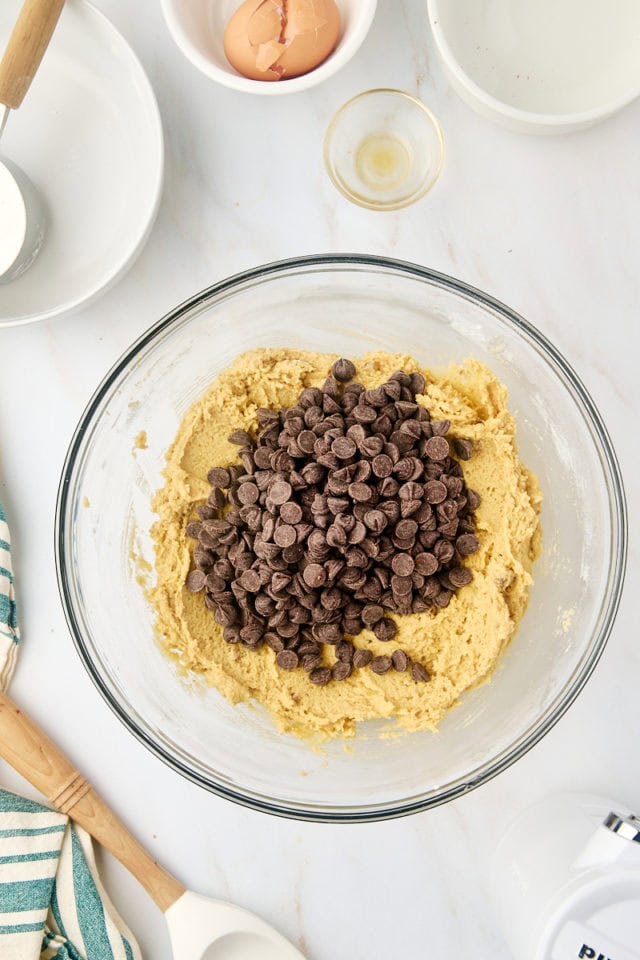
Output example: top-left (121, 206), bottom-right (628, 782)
top-left (55, 253), bottom-right (628, 823)
top-left (323, 89), bottom-right (445, 210)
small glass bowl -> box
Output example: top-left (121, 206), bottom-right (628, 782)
top-left (323, 89), bottom-right (445, 210)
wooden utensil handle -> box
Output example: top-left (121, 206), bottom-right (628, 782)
top-left (0, 0), bottom-right (66, 109)
top-left (0, 691), bottom-right (186, 912)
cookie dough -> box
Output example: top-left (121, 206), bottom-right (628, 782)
top-left (149, 349), bottom-right (541, 741)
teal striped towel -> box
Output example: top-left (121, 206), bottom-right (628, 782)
top-left (0, 501), bottom-right (142, 960)
top-left (0, 790), bottom-right (141, 960)
top-left (0, 502), bottom-right (19, 692)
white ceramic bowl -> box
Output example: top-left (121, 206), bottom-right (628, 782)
top-left (428, 0), bottom-right (640, 134)
top-left (161, 0), bottom-right (378, 95)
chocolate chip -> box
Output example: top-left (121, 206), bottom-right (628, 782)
top-left (373, 618), bottom-right (397, 641)
top-left (332, 661), bottom-right (352, 681)
top-left (395, 518), bottom-right (418, 539)
top-left (371, 655), bottom-right (392, 675)
top-left (223, 626), bottom-right (242, 644)
top-left (332, 358), bottom-right (356, 382)
top-left (353, 648), bottom-right (373, 668)
top-left (322, 375), bottom-right (340, 398)
top-left (280, 501), bottom-right (303, 524)
top-left (239, 569), bottom-right (261, 592)
top-left (335, 640), bottom-right (354, 662)
top-left (237, 482), bottom-right (259, 505)
top-left (207, 467), bottom-right (230, 487)
top-left (205, 572), bottom-right (226, 593)
top-left (228, 429), bottom-right (252, 446)
top-left (372, 454), bottom-right (393, 478)
top-left (360, 436), bottom-right (384, 458)
top-left (434, 589), bottom-right (452, 608)
top-left (348, 482), bottom-right (373, 502)
top-left (326, 524), bottom-right (347, 549)
top-left (454, 438), bottom-right (474, 460)
top-left (274, 524), bottom-right (297, 548)
top-left (411, 663), bottom-right (430, 682)
top-left (399, 481), bottom-right (423, 501)
top-left (253, 447), bottom-right (273, 469)
top-left (303, 563), bottom-right (327, 587)
top-left (327, 496), bottom-right (349, 515)
top-left (348, 520), bottom-right (367, 544)
top-left (361, 604), bottom-right (384, 625)
top-left (194, 546), bottom-right (213, 569)
top-left (297, 430), bottom-right (317, 454)
top-left (467, 489), bottom-right (481, 510)
top-left (332, 436), bottom-right (357, 459)
top-left (257, 407), bottom-right (279, 424)
top-left (448, 566), bottom-right (473, 587)
top-left (302, 462), bottom-right (325, 485)
top-left (309, 666), bottom-right (332, 686)
top-left (364, 509), bottom-right (387, 533)
top-left (374, 415), bottom-right (394, 436)
top-left (365, 386), bottom-right (387, 407)
top-left (269, 480), bottom-right (292, 505)
top-left (414, 552), bottom-right (438, 576)
top-left (352, 460), bottom-right (372, 484)
top-left (391, 576), bottom-right (412, 598)
top-left (313, 622), bottom-right (341, 644)
top-left (456, 534), bottom-right (479, 555)
top-left (431, 420), bottom-right (450, 436)
top-left (321, 587), bottom-right (343, 609)
top-left (198, 504), bottom-right (218, 520)
top-left (383, 379), bottom-right (402, 400)
top-left (214, 604), bottom-right (238, 626)
top-left (391, 649), bottom-right (409, 672)
top-left (276, 650), bottom-right (299, 670)
top-left (424, 480), bottom-right (448, 504)
top-left (425, 436), bottom-right (450, 461)
top-left (301, 654), bottom-right (322, 673)
top-left (264, 632), bottom-right (284, 653)
top-left (410, 372), bottom-right (426, 394)
top-left (271, 451), bottom-right (294, 474)
top-left (186, 570), bottom-right (206, 592)
top-left (241, 622), bottom-right (264, 646)
top-left (434, 540), bottom-right (455, 564)
top-left (391, 553), bottom-right (415, 577)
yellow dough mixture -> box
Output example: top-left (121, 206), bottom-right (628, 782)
top-left (149, 349), bottom-right (541, 741)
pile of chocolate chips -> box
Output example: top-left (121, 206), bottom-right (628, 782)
top-left (186, 360), bottom-right (480, 686)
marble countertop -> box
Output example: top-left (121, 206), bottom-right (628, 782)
top-left (1, 1), bottom-right (639, 957)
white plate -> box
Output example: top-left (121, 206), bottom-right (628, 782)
top-left (428, 0), bottom-right (640, 134)
top-left (0, 0), bottom-right (163, 326)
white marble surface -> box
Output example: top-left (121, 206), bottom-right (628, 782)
top-left (1, 1), bottom-right (639, 958)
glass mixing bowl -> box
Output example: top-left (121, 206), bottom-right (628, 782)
top-left (56, 255), bottom-right (627, 822)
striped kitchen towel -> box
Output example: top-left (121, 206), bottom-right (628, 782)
top-left (0, 501), bottom-right (142, 960)
top-left (0, 789), bottom-right (141, 960)
top-left (0, 502), bottom-right (19, 693)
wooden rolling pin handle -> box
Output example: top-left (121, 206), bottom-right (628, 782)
top-left (0, 691), bottom-right (186, 913)
top-left (0, 0), bottom-right (66, 110)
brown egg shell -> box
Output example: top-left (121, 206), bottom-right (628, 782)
top-left (224, 0), bottom-right (342, 82)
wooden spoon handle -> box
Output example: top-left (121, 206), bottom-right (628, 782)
top-left (0, 691), bottom-right (186, 912)
top-left (0, 0), bottom-right (66, 110)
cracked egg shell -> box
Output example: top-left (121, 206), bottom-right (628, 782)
top-left (224, 0), bottom-right (342, 82)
